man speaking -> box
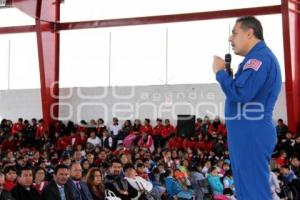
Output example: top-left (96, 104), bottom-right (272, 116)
top-left (212, 16), bottom-right (282, 200)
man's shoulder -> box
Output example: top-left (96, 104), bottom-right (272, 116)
top-left (42, 181), bottom-right (57, 195)
top-left (66, 178), bottom-right (74, 186)
top-left (105, 174), bottom-right (115, 181)
top-left (79, 180), bottom-right (89, 188)
top-left (2, 190), bottom-right (16, 200)
top-left (242, 53), bottom-right (273, 72)
top-left (253, 46), bottom-right (278, 65)
top-left (10, 184), bottom-right (22, 192)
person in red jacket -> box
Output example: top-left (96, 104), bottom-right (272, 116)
top-left (194, 133), bottom-right (206, 150)
top-left (75, 131), bottom-right (88, 148)
top-left (96, 118), bottom-right (107, 137)
top-left (161, 119), bottom-right (175, 149)
top-left (12, 118), bottom-right (24, 136)
top-left (208, 116), bottom-right (226, 137)
top-left (3, 166), bottom-right (17, 191)
top-left (152, 118), bottom-right (164, 149)
top-left (140, 118), bottom-right (153, 135)
top-left (168, 133), bottom-right (183, 149)
top-left (77, 120), bottom-right (88, 134)
top-left (1, 135), bottom-right (16, 152)
top-left (55, 134), bottom-right (68, 154)
top-left (203, 134), bottom-right (214, 152)
top-left (63, 131), bottom-right (77, 148)
top-left (273, 150), bottom-right (288, 168)
top-left (35, 119), bottom-right (46, 140)
top-left (182, 136), bottom-right (197, 150)
top-left (137, 132), bottom-right (154, 153)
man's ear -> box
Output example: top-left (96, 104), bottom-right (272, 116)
top-left (247, 28), bottom-right (255, 39)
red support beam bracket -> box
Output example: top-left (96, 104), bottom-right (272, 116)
top-left (10, 0), bottom-right (39, 19)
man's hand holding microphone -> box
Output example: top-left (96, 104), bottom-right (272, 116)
top-left (213, 54), bottom-right (233, 76)
top-left (212, 55), bottom-right (226, 74)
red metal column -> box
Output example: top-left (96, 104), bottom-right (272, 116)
top-left (294, 0), bottom-right (300, 134)
top-left (11, 0), bottom-right (60, 130)
top-left (281, 0), bottom-right (300, 134)
top-left (35, 0), bottom-right (60, 129)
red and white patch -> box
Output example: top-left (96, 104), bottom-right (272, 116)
top-left (243, 59), bottom-right (262, 71)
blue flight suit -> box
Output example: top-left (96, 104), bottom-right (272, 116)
top-left (216, 41), bottom-right (282, 200)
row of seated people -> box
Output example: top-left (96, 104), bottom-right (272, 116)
top-left (0, 149), bottom-right (238, 200)
top-left (1, 145), bottom-right (299, 200)
top-left (0, 116), bottom-right (227, 155)
top-left (0, 117), bottom-right (299, 200)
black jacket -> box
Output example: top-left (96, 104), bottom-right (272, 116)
top-left (11, 184), bottom-right (40, 200)
top-left (41, 180), bottom-right (72, 200)
top-left (105, 174), bottom-right (138, 200)
top-left (0, 190), bottom-right (15, 200)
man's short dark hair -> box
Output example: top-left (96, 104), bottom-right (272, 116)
top-left (123, 163), bottom-right (135, 172)
top-left (236, 16), bottom-right (264, 41)
top-left (164, 168), bottom-right (172, 177)
top-left (136, 163), bottom-right (145, 168)
top-left (70, 161), bottom-right (81, 170)
top-left (54, 164), bottom-right (69, 174)
top-left (272, 168), bottom-right (280, 173)
top-left (3, 166), bottom-right (17, 175)
top-left (17, 166), bottom-right (32, 177)
top-left (110, 158), bottom-right (122, 166)
top-left (281, 164), bottom-right (290, 169)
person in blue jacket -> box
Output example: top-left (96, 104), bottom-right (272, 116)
top-left (164, 169), bottom-right (193, 199)
top-left (207, 167), bottom-right (224, 195)
top-left (212, 16), bottom-right (282, 200)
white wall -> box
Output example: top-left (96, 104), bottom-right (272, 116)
top-left (0, 83), bottom-right (287, 125)
top-left (0, 89), bottom-right (42, 120)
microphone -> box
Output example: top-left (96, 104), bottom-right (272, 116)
top-left (225, 53), bottom-right (232, 77)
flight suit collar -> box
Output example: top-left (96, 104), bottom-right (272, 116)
top-left (245, 40), bottom-right (266, 58)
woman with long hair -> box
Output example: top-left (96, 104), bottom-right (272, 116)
top-left (86, 167), bottom-right (105, 200)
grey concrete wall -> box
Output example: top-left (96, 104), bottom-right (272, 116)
top-left (0, 83), bottom-right (287, 125)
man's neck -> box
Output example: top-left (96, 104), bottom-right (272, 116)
top-left (20, 184), bottom-right (30, 191)
top-left (72, 178), bottom-right (81, 182)
top-left (245, 39), bottom-right (261, 56)
top-left (56, 182), bottom-right (64, 188)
